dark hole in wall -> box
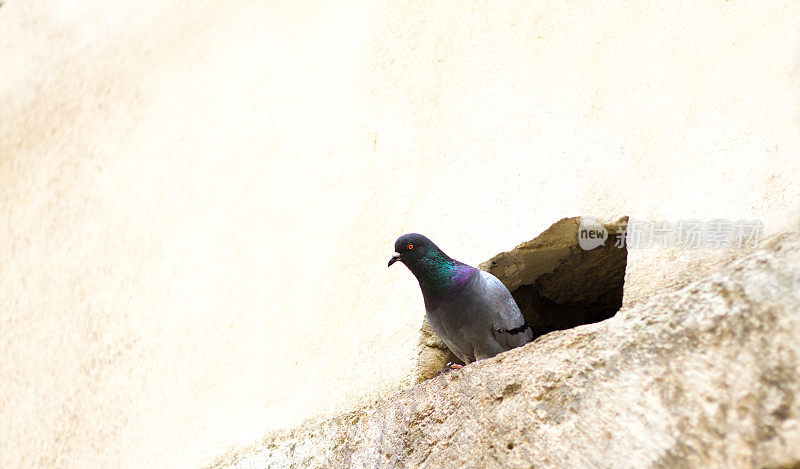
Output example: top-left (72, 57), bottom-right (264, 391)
top-left (481, 216), bottom-right (628, 341)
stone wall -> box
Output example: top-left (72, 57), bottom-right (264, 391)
top-left (1, 1), bottom-right (798, 467)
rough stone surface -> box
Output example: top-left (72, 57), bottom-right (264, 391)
top-left (416, 217), bottom-right (628, 381)
top-left (216, 231), bottom-right (800, 468)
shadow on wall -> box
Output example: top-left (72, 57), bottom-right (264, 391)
top-left (416, 216), bottom-right (629, 382)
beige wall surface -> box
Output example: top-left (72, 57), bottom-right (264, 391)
top-left (1, 1), bottom-right (798, 467)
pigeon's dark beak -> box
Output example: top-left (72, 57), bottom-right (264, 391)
top-left (388, 252), bottom-right (401, 267)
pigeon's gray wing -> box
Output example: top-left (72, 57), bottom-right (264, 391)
top-left (478, 271), bottom-right (533, 352)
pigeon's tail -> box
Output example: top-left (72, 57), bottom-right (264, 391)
top-left (502, 323), bottom-right (532, 337)
top-left (495, 322), bottom-right (534, 348)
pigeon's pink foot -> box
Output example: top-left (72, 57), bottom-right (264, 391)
top-left (439, 362), bottom-right (465, 374)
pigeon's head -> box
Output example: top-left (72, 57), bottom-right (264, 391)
top-left (388, 233), bottom-right (439, 268)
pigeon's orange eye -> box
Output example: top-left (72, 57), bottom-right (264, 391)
top-left (407, 243), bottom-right (414, 250)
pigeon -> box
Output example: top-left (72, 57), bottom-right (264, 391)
top-left (388, 233), bottom-right (533, 368)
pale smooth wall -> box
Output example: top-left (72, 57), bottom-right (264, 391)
top-left (1, 1), bottom-right (798, 467)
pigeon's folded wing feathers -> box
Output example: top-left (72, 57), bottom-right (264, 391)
top-left (480, 271), bottom-right (534, 350)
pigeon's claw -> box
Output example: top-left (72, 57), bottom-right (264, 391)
top-left (439, 362), bottom-right (464, 373)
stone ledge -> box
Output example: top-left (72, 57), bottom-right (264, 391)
top-left (214, 230), bottom-right (800, 469)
